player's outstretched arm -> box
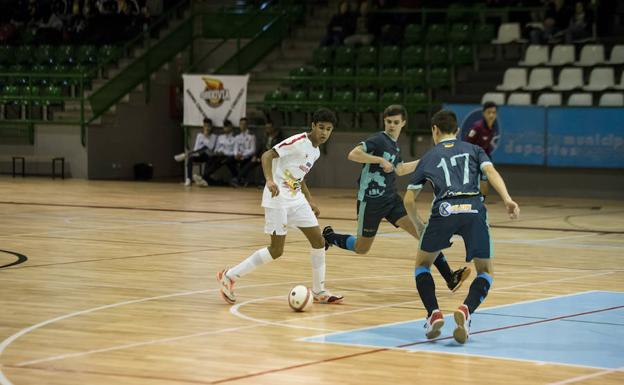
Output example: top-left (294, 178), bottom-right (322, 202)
top-left (348, 145), bottom-right (394, 173)
top-left (483, 164), bottom-right (520, 219)
top-left (395, 160), bottom-right (420, 176)
top-left (403, 189), bottom-right (426, 236)
top-left (261, 149), bottom-right (280, 197)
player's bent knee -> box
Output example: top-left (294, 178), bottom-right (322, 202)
top-left (310, 237), bottom-right (325, 250)
top-left (268, 246), bottom-right (283, 259)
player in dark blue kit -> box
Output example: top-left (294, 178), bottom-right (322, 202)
top-left (323, 105), bottom-right (471, 292)
top-left (404, 110), bottom-right (520, 343)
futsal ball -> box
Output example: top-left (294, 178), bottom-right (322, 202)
top-left (288, 285), bottom-right (313, 312)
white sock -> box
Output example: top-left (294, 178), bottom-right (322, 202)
top-left (227, 247), bottom-right (272, 280)
top-left (310, 248), bottom-right (326, 293)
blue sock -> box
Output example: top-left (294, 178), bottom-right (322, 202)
top-left (463, 272), bottom-right (493, 313)
top-left (326, 231), bottom-right (356, 251)
top-left (415, 266), bottom-right (438, 317)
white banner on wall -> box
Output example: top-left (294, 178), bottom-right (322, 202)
top-left (183, 74), bottom-right (249, 127)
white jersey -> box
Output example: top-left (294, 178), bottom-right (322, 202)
top-left (214, 133), bottom-right (237, 156)
top-left (262, 133), bottom-right (320, 209)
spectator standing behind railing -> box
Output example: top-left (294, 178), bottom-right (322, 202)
top-left (230, 118), bottom-right (257, 187)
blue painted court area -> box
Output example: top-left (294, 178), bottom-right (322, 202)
top-left (303, 291), bottom-right (624, 369)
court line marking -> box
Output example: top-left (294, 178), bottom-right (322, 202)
top-left (547, 366), bottom-right (624, 385)
top-left (4, 274), bottom-right (617, 371)
top-left (207, 301), bottom-right (624, 384)
top-left (298, 289), bottom-right (604, 340)
top-left (0, 273), bottom-right (416, 385)
top-left (2, 200), bottom-right (622, 234)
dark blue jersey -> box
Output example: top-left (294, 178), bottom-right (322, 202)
top-left (408, 138), bottom-right (492, 208)
top-left (357, 132), bottom-right (403, 202)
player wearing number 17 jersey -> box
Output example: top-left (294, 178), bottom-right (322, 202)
top-left (403, 110), bottom-right (520, 344)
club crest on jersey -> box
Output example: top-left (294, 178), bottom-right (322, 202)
top-left (440, 202), bottom-right (478, 217)
top-left (439, 202), bottom-right (452, 217)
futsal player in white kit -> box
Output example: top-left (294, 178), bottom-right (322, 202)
top-left (217, 108), bottom-right (344, 305)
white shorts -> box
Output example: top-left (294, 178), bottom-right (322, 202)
top-left (264, 203), bottom-right (318, 235)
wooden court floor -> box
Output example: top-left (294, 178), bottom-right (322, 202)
top-left (0, 177), bottom-right (623, 385)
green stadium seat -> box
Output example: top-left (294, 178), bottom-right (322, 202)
top-left (404, 24), bottom-right (423, 45)
top-left (473, 24), bottom-right (496, 44)
top-left (99, 45), bottom-right (121, 65)
top-left (76, 45), bottom-right (98, 66)
top-left (404, 67), bottom-right (426, 89)
top-left (332, 89), bottom-right (354, 111)
top-left (429, 67), bottom-right (450, 89)
top-left (308, 90), bottom-right (329, 104)
top-left (333, 66), bottom-right (354, 89)
top-left (0, 46), bottom-right (14, 64)
top-left (380, 91), bottom-right (402, 106)
top-left (425, 24), bottom-right (448, 45)
top-left (264, 89), bottom-right (285, 109)
top-left (312, 46), bottom-right (332, 68)
top-left (14, 46), bottom-right (34, 65)
top-left (452, 45), bottom-right (474, 65)
top-left (429, 45), bottom-right (449, 66)
top-left (357, 90), bottom-right (377, 112)
top-left (380, 45), bottom-right (401, 69)
top-left (288, 66), bottom-right (309, 90)
top-left (356, 45), bottom-right (378, 68)
top-left (1, 84), bottom-right (20, 102)
top-left (334, 46), bottom-right (354, 68)
top-left (402, 46), bottom-right (425, 69)
top-left (356, 66), bottom-right (377, 89)
top-left (449, 24), bottom-right (472, 44)
top-left (311, 67), bottom-right (331, 90)
top-left (35, 45), bottom-right (54, 65)
top-left (56, 45), bottom-right (76, 65)
top-left (406, 92), bottom-right (428, 112)
top-left (380, 67), bottom-right (402, 90)
top-left (286, 90), bottom-right (306, 111)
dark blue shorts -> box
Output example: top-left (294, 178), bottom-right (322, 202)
top-left (356, 194), bottom-right (407, 238)
top-left (420, 199), bottom-right (491, 261)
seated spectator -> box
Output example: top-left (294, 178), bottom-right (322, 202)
top-left (198, 120), bottom-right (238, 186)
top-left (321, 1), bottom-right (355, 47)
top-left (529, 0), bottom-right (571, 44)
top-left (230, 117), bottom-right (256, 187)
top-left (235, 120), bottom-right (284, 187)
top-left (173, 117), bottom-right (217, 186)
top-left (344, 1), bottom-right (376, 46)
top-left (564, 1), bottom-right (593, 42)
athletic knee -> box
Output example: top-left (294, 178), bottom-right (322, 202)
top-left (268, 246), bottom-right (283, 259)
top-left (310, 236), bottom-right (325, 250)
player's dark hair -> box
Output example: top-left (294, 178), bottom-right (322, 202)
top-left (431, 110), bottom-right (458, 134)
top-left (203, 117), bottom-right (213, 126)
top-left (482, 101), bottom-right (497, 111)
top-left (383, 104), bottom-right (407, 121)
top-left (312, 107), bottom-right (337, 126)
top-left (239, 117), bottom-right (247, 123)
top-left (224, 120), bottom-right (233, 127)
